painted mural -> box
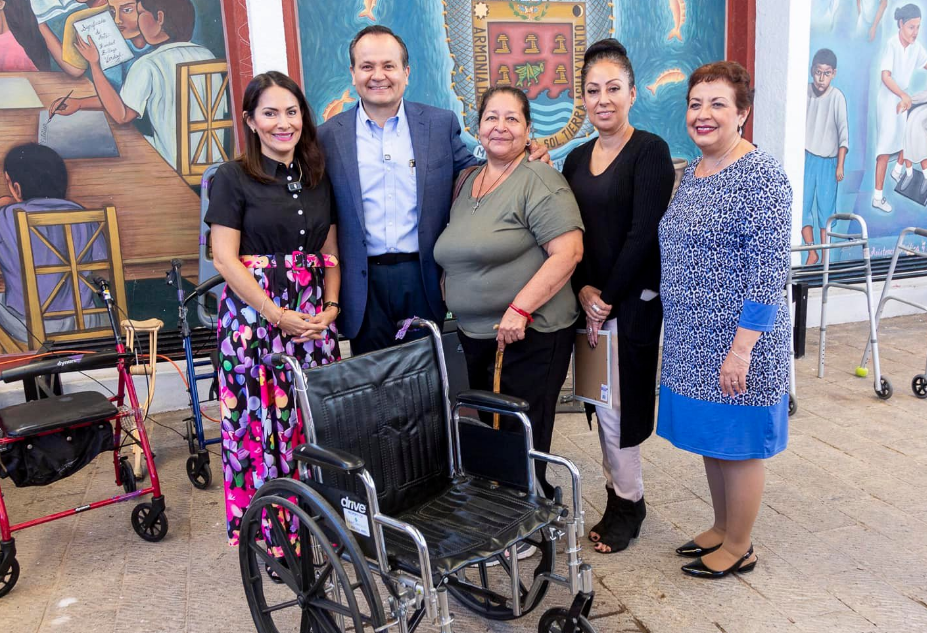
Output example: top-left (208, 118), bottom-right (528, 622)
top-left (0, 0), bottom-right (232, 354)
top-left (806, 0), bottom-right (927, 263)
top-left (298, 0), bottom-right (726, 166)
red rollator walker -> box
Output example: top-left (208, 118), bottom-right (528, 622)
top-left (0, 278), bottom-right (167, 598)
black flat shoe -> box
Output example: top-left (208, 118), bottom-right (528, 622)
top-left (681, 545), bottom-right (757, 578)
top-left (675, 539), bottom-right (722, 557)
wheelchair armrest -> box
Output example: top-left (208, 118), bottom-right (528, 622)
top-left (294, 442), bottom-right (365, 473)
top-left (456, 389), bottom-right (529, 413)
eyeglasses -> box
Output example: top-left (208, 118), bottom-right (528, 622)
top-left (812, 69), bottom-right (834, 79)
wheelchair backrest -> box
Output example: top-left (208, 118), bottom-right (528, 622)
top-left (302, 336), bottom-right (450, 516)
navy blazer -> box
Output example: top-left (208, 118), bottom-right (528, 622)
top-left (318, 101), bottom-right (480, 340)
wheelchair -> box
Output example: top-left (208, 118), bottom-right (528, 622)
top-left (0, 279), bottom-right (167, 598)
top-left (237, 319), bottom-right (598, 632)
top-left (165, 259), bottom-right (224, 489)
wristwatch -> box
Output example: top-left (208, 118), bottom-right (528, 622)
top-left (323, 301), bottom-right (341, 316)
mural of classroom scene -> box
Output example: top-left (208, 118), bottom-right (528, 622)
top-left (804, 0), bottom-right (927, 264)
top-left (0, 0), bottom-right (234, 354)
top-left (298, 0), bottom-right (725, 167)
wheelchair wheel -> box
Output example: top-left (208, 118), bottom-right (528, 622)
top-left (119, 458), bottom-right (137, 494)
top-left (538, 607), bottom-right (597, 633)
top-left (132, 502), bottom-right (169, 542)
top-left (186, 455), bottom-right (212, 490)
top-left (912, 374), bottom-right (927, 399)
top-left (447, 527), bottom-right (554, 620)
top-left (0, 557), bottom-right (19, 598)
top-left (239, 479), bottom-right (386, 633)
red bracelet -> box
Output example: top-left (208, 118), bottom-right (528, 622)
top-left (508, 303), bottom-right (534, 324)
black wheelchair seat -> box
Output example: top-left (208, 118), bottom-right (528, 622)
top-left (0, 391), bottom-right (117, 439)
top-left (387, 477), bottom-right (560, 575)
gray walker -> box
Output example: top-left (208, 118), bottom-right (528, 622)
top-left (237, 319), bottom-right (598, 633)
top-left (788, 213), bottom-right (890, 411)
top-left (858, 227), bottom-right (927, 399)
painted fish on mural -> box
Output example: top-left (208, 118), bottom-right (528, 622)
top-left (358, 0), bottom-right (378, 22)
top-left (667, 0), bottom-right (687, 42)
top-left (443, 0), bottom-right (614, 149)
top-left (322, 90), bottom-right (356, 121)
top-left (647, 68), bottom-right (687, 95)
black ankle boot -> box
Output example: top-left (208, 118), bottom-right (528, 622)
top-left (596, 496), bottom-right (646, 553)
top-left (589, 486), bottom-right (619, 543)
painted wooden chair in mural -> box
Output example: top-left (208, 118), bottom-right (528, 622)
top-left (14, 206), bottom-right (128, 349)
top-left (176, 59), bottom-right (233, 186)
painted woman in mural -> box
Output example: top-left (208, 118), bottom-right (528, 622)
top-left (872, 3), bottom-right (927, 212)
top-left (0, 0), bottom-right (51, 70)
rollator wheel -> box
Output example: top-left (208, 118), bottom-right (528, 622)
top-left (448, 527), bottom-right (555, 620)
top-left (132, 502), bottom-right (169, 542)
top-left (119, 458), bottom-right (137, 494)
top-left (537, 606), bottom-right (597, 633)
top-left (912, 374), bottom-right (927, 399)
top-left (186, 455), bottom-right (212, 490)
top-left (0, 558), bottom-right (19, 598)
top-left (788, 395), bottom-right (798, 417)
top-left (876, 377), bottom-right (893, 400)
top-left (239, 479), bottom-right (386, 633)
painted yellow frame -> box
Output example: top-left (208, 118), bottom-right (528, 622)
top-left (15, 206), bottom-right (127, 349)
top-left (176, 59), bottom-right (233, 186)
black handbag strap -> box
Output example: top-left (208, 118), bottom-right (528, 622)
top-left (452, 165), bottom-right (480, 203)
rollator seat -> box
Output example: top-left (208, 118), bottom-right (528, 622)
top-left (385, 477), bottom-right (561, 575)
top-left (0, 391), bottom-right (117, 439)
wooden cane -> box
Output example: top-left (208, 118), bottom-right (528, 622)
top-left (492, 324), bottom-right (503, 429)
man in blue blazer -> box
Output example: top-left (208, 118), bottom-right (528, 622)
top-left (319, 25), bottom-right (545, 354)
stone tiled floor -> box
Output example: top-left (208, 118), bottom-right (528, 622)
top-left (1, 315), bottom-right (926, 632)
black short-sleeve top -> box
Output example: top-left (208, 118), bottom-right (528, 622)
top-left (204, 156), bottom-right (334, 255)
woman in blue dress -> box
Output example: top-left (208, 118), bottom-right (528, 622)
top-left (657, 61), bottom-right (792, 578)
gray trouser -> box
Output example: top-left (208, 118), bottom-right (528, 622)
top-left (595, 318), bottom-right (644, 502)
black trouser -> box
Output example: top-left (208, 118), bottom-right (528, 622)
top-left (350, 258), bottom-right (441, 355)
top-left (458, 326), bottom-right (574, 497)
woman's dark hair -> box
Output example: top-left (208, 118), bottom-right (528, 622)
top-left (3, 143), bottom-right (68, 200)
top-left (687, 61), bottom-right (755, 123)
top-left (2, 0), bottom-right (51, 71)
top-left (895, 3), bottom-right (922, 24)
top-left (477, 86), bottom-right (532, 125)
top-left (238, 71), bottom-right (325, 187)
top-left (581, 38), bottom-right (635, 90)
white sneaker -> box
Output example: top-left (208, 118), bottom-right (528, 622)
top-left (872, 196), bottom-right (893, 213)
top-left (891, 165), bottom-right (904, 181)
top-left (485, 543), bottom-right (538, 567)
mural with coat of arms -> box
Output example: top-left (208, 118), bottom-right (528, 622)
top-left (298, 0), bottom-right (725, 165)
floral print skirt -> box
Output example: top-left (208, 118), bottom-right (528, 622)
top-left (218, 253), bottom-right (340, 545)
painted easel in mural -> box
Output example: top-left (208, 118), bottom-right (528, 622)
top-left (0, 0), bottom-right (234, 356)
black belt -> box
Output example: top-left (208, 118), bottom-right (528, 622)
top-left (368, 252), bottom-right (419, 265)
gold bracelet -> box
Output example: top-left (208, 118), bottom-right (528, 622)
top-left (730, 350), bottom-right (751, 365)
top-left (258, 296), bottom-right (269, 320)
top-left (274, 306), bottom-right (288, 327)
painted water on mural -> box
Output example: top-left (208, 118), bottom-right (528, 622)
top-left (806, 0), bottom-right (927, 260)
top-left (299, 0), bottom-right (725, 163)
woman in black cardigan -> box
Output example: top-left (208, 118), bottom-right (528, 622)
top-left (564, 39), bottom-right (675, 554)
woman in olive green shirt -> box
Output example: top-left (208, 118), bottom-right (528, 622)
top-left (434, 86), bottom-right (584, 497)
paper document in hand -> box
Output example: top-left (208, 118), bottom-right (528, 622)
top-left (72, 11), bottom-right (133, 71)
top-left (39, 110), bottom-right (120, 159)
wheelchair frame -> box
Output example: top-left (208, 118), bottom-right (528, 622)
top-left (242, 319), bottom-right (596, 633)
top-left (0, 278), bottom-right (168, 598)
top-left (165, 259), bottom-right (224, 489)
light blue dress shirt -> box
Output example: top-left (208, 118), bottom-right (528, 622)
top-left (356, 100), bottom-right (419, 256)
